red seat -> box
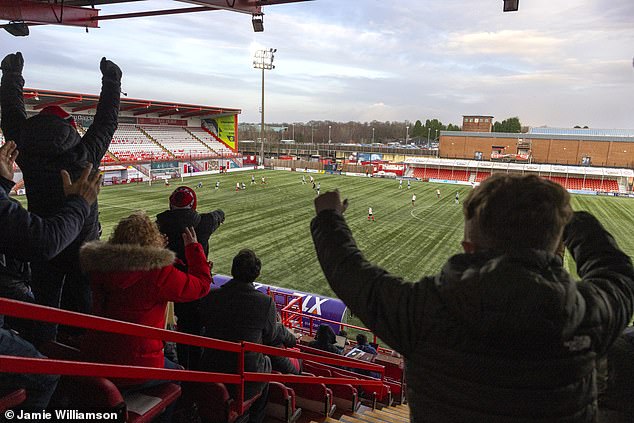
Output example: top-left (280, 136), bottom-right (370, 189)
top-left (0, 389), bottom-right (26, 412)
top-left (182, 382), bottom-right (260, 423)
top-left (303, 362), bottom-right (359, 412)
top-left (287, 373), bottom-right (336, 416)
top-left (265, 382), bottom-right (302, 423)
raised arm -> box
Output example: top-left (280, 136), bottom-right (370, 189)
top-left (0, 143), bottom-right (101, 261)
top-left (0, 52), bottom-right (27, 143)
top-left (564, 211), bottom-right (634, 356)
top-left (310, 191), bottom-right (434, 356)
top-left (81, 58), bottom-right (122, 166)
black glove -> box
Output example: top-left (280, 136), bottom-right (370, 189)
top-left (100, 57), bottom-right (122, 81)
top-left (1, 52), bottom-right (24, 74)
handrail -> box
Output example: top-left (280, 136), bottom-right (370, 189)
top-left (0, 298), bottom-right (386, 415)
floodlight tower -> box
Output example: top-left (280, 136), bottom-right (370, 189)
top-left (253, 48), bottom-right (276, 166)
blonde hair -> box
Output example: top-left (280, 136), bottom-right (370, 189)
top-left (109, 211), bottom-right (165, 248)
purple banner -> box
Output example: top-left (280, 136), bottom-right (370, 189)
top-left (212, 274), bottom-right (349, 333)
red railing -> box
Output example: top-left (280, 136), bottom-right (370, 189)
top-left (276, 292), bottom-right (381, 346)
top-left (0, 298), bottom-right (386, 415)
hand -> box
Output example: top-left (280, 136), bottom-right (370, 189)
top-left (314, 190), bottom-right (348, 215)
top-left (100, 57), bottom-right (122, 81)
top-left (182, 226), bottom-right (198, 246)
top-left (61, 164), bottom-right (102, 206)
top-left (0, 141), bottom-right (19, 180)
top-left (1, 52), bottom-right (24, 74)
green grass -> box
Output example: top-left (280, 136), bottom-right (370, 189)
top-left (86, 170), bottom-right (634, 299)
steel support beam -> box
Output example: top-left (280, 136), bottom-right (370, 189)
top-left (0, 0), bottom-right (99, 28)
top-left (72, 104), bottom-right (98, 113)
top-left (121, 103), bottom-right (151, 112)
top-left (33, 97), bottom-right (82, 110)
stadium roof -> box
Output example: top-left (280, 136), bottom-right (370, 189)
top-left (529, 127), bottom-right (634, 137)
top-left (21, 88), bottom-right (241, 119)
top-left (0, 1), bottom-right (312, 31)
top-left (440, 131), bottom-right (634, 144)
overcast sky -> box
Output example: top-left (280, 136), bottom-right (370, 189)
top-left (3, 0), bottom-right (634, 128)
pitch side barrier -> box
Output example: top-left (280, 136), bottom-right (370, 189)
top-left (0, 298), bottom-right (386, 416)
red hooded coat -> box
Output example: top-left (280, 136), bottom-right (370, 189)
top-left (80, 241), bottom-right (211, 385)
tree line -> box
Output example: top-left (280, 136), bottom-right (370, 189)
top-left (238, 116), bottom-right (523, 144)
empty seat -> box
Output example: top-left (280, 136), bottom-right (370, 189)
top-left (182, 382), bottom-right (260, 423)
top-left (287, 373), bottom-right (336, 417)
top-left (265, 382), bottom-right (302, 423)
top-left (0, 389), bottom-right (26, 412)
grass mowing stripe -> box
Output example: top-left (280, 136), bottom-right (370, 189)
top-left (14, 170), bottom-right (634, 299)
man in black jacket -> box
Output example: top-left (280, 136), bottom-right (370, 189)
top-left (0, 141), bottom-right (102, 409)
top-left (1, 52), bottom-right (121, 344)
top-left (198, 249), bottom-right (284, 423)
top-left (311, 174), bottom-right (634, 423)
top-left (156, 186), bottom-right (224, 368)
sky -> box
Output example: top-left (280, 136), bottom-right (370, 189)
top-left (3, 0), bottom-right (634, 128)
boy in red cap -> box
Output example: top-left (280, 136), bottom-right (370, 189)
top-left (156, 186), bottom-right (225, 368)
top-left (1, 52), bottom-right (122, 345)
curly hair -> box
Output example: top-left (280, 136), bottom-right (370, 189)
top-left (109, 211), bottom-right (165, 248)
top-left (463, 174), bottom-right (573, 253)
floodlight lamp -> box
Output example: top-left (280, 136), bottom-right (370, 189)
top-left (34, 95), bottom-right (39, 101)
top-left (4, 21), bottom-right (29, 37)
top-left (252, 14), bottom-right (264, 32)
top-left (503, 0), bottom-right (519, 12)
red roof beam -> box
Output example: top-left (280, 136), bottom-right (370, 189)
top-left (0, 0), bottom-right (99, 28)
top-left (180, 109), bottom-right (217, 118)
top-left (23, 91), bottom-right (39, 100)
top-left (157, 106), bottom-right (182, 117)
top-left (72, 104), bottom-right (98, 113)
top-left (32, 96), bottom-right (82, 110)
top-left (121, 103), bottom-right (151, 112)
top-left (134, 105), bottom-right (177, 116)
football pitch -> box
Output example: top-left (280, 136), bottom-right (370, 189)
top-left (91, 170), bottom-right (634, 298)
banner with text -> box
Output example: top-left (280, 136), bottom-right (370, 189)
top-left (203, 115), bottom-right (237, 150)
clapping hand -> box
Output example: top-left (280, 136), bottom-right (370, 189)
top-left (182, 226), bottom-right (198, 246)
top-left (0, 141), bottom-right (19, 181)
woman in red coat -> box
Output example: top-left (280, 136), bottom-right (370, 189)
top-left (80, 211), bottom-right (211, 386)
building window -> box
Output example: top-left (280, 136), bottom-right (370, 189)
top-left (474, 118), bottom-right (479, 123)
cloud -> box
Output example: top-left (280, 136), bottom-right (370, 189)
top-left (1, 0), bottom-right (633, 128)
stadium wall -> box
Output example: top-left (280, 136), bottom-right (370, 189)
top-left (440, 132), bottom-right (634, 168)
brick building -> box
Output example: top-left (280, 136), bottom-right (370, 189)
top-left (439, 128), bottom-right (634, 168)
top-left (462, 115), bottom-right (494, 132)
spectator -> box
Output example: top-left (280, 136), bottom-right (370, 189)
top-left (0, 141), bottom-right (101, 409)
top-left (269, 313), bottom-right (302, 375)
top-left (311, 174), bottom-right (634, 422)
top-left (156, 186), bottom-right (224, 369)
top-left (308, 324), bottom-right (342, 355)
top-left (598, 327), bottom-right (634, 422)
top-left (79, 212), bottom-right (211, 388)
top-left (1, 52), bottom-right (122, 345)
top-left (352, 334), bottom-right (380, 379)
top-left (354, 334), bottom-right (377, 355)
top-left (198, 249), bottom-right (284, 423)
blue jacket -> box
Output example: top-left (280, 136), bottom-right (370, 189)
top-left (0, 176), bottom-right (89, 326)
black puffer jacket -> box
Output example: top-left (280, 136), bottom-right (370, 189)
top-left (311, 211), bottom-right (634, 423)
top-left (1, 68), bottom-right (119, 268)
top-left (156, 208), bottom-right (224, 260)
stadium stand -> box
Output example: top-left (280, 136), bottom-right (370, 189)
top-left (0, 296), bottom-right (401, 423)
top-left (140, 125), bottom-right (212, 159)
top-left (410, 165), bottom-right (620, 192)
top-left (187, 126), bottom-right (235, 155)
top-left (109, 124), bottom-right (171, 162)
